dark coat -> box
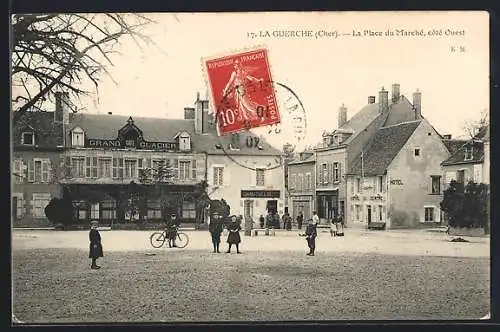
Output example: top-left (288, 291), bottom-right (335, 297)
top-left (305, 223), bottom-right (317, 238)
top-left (209, 219), bottom-right (224, 243)
top-left (226, 222), bottom-right (241, 244)
top-left (89, 229), bottom-right (103, 259)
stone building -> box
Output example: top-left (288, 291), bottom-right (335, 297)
top-left (12, 93), bottom-right (66, 226)
top-left (287, 150), bottom-right (316, 221)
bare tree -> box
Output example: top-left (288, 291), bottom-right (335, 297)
top-left (11, 13), bottom-right (155, 123)
top-left (462, 109), bottom-right (489, 139)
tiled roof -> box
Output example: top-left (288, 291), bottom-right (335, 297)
top-left (340, 104), bottom-right (381, 145)
top-left (348, 120), bottom-right (422, 176)
top-left (68, 113), bottom-right (281, 156)
top-left (12, 111), bottom-right (64, 148)
top-left (441, 127), bottom-right (488, 166)
top-left (382, 96), bottom-right (419, 127)
top-left (288, 154), bottom-right (315, 165)
top-left (442, 139), bottom-right (467, 155)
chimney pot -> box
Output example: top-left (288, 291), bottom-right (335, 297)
top-left (391, 83), bottom-right (401, 103)
top-left (54, 91), bottom-right (70, 124)
top-left (368, 96), bottom-right (376, 104)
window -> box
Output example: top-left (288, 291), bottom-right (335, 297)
top-left (431, 175), bottom-right (441, 194)
top-left (12, 193), bottom-right (26, 219)
top-left (377, 176), bottom-right (384, 193)
top-left (179, 134), bottom-right (191, 151)
top-left (424, 207), bottom-right (435, 222)
top-left (321, 163), bottom-right (328, 184)
top-left (379, 205), bottom-right (384, 221)
top-left (13, 159), bottom-right (24, 184)
top-left (182, 201), bottom-right (196, 219)
top-left (179, 160), bottom-right (191, 181)
top-left (355, 204), bottom-right (361, 220)
top-left (99, 158), bottom-right (112, 178)
top-left (90, 203), bottom-right (100, 219)
top-left (22, 132), bottom-right (34, 145)
top-left (32, 193), bottom-right (51, 218)
top-left (464, 146), bottom-right (473, 161)
top-left (112, 158), bottom-right (124, 179)
top-left (86, 157), bottom-right (98, 178)
top-left (71, 157), bottom-right (85, 178)
top-left (456, 170), bottom-right (465, 184)
top-left (256, 168), bottom-right (265, 186)
top-left (147, 198), bottom-right (162, 219)
top-left (291, 174), bottom-right (297, 189)
top-left (101, 200), bottom-right (116, 220)
top-left (305, 173), bottom-right (312, 190)
top-left (191, 160), bottom-right (197, 179)
top-left (213, 167), bottom-right (224, 186)
top-left (71, 128), bottom-right (85, 147)
top-left (28, 159), bottom-right (51, 183)
top-left (297, 174), bottom-right (303, 190)
top-left (171, 158), bottom-right (179, 179)
top-left (414, 148), bottom-right (420, 157)
top-left (356, 178), bottom-right (361, 193)
top-left (124, 159), bottom-right (137, 179)
top-left (333, 162), bottom-right (340, 182)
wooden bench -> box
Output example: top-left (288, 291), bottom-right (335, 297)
top-left (252, 228), bottom-right (276, 236)
top-left (368, 222), bottom-right (386, 230)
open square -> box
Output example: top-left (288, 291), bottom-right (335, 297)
top-left (12, 228), bottom-right (490, 322)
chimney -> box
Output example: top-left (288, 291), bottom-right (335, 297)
top-left (413, 89), bottom-right (422, 119)
top-left (194, 93), bottom-right (203, 134)
top-left (54, 92), bottom-right (70, 124)
top-left (368, 96), bottom-right (376, 104)
top-left (184, 107), bottom-right (195, 120)
top-left (442, 134), bottom-right (452, 140)
top-left (201, 100), bottom-right (210, 133)
top-left (391, 83), bottom-right (401, 103)
top-left (378, 87), bottom-right (389, 113)
top-left (108, 112), bottom-right (112, 115)
top-left (338, 103), bottom-right (347, 128)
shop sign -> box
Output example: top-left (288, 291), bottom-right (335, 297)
top-left (241, 190), bottom-right (280, 198)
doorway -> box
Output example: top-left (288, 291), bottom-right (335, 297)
top-left (266, 200), bottom-right (277, 214)
top-left (244, 200), bottom-right (254, 220)
top-left (367, 205), bottom-right (372, 224)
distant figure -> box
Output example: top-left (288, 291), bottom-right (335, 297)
top-left (330, 215), bottom-right (337, 237)
top-left (336, 213), bottom-right (345, 236)
top-left (296, 212), bottom-right (304, 230)
top-left (226, 215), bottom-right (242, 254)
top-left (165, 214), bottom-right (179, 248)
top-left (209, 215), bottom-right (224, 253)
top-left (284, 212), bottom-right (292, 231)
top-left (259, 214), bottom-right (265, 228)
top-left (89, 220), bottom-right (103, 269)
top-left (305, 211), bottom-right (319, 256)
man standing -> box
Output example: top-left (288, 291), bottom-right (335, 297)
top-left (305, 211), bottom-right (319, 256)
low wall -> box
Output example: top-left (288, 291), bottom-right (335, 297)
top-left (449, 226), bottom-right (486, 237)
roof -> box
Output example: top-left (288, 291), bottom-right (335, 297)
top-left (441, 127), bottom-right (488, 166)
top-left (288, 154), bottom-right (315, 165)
top-left (382, 95), bottom-right (420, 127)
top-left (340, 103), bottom-right (381, 145)
top-left (68, 112), bottom-right (281, 156)
top-left (442, 139), bottom-right (468, 155)
top-left (348, 120), bottom-right (422, 176)
top-left (12, 111), bottom-right (64, 148)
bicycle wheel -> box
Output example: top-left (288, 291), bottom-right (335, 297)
top-left (150, 231), bottom-right (166, 248)
top-left (176, 232), bottom-right (189, 248)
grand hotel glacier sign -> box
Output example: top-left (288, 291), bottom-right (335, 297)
top-left (86, 138), bottom-right (178, 151)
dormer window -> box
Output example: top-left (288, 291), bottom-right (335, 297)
top-left (179, 133), bottom-right (191, 151)
top-left (71, 127), bottom-right (85, 147)
top-left (21, 132), bottom-right (35, 145)
top-left (464, 146), bottom-right (473, 161)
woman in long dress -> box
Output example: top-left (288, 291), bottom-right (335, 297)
top-left (89, 220), bottom-right (103, 269)
top-left (226, 215), bottom-right (242, 254)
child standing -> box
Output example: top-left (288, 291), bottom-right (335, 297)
top-left (89, 220), bottom-right (103, 269)
top-left (209, 216), bottom-right (224, 253)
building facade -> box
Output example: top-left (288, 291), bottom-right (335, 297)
top-left (441, 126), bottom-right (489, 187)
top-left (287, 151), bottom-right (316, 221)
top-left (347, 119), bottom-right (451, 228)
top-left (206, 133), bottom-right (285, 222)
top-left (12, 101), bottom-right (65, 226)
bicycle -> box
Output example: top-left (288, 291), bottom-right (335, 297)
top-left (150, 226), bottom-right (189, 249)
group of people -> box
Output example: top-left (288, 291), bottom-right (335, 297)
top-left (209, 215), bottom-right (242, 254)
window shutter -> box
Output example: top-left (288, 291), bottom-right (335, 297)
top-left (191, 160), bottom-right (197, 179)
top-left (85, 157), bottom-right (91, 178)
top-left (319, 166), bottom-right (323, 185)
top-left (28, 160), bottom-right (35, 182)
top-left (338, 163), bottom-right (342, 182)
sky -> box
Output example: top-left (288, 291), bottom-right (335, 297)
top-left (16, 11), bottom-right (489, 150)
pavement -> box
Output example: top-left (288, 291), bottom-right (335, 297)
top-left (12, 227), bottom-right (490, 258)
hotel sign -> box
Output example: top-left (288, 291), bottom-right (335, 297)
top-left (86, 139), bottom-right (177, 151)
top-left (241, 190), bottom-right (281, 198)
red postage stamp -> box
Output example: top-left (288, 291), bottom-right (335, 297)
top-left (203, 47), bottom-right (281, 135)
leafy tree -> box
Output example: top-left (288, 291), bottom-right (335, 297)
top-left (440, 180), bottom-right (489, 231)
top-left (138, 159), bottom-right (176, 219)
top-left (11, 13), bottom-right (154, 124)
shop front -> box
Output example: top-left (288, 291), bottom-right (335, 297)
top-left (240, 189), bottom-right (282, 222)
top-left (64, 183), bottom-right (203, 225)
top-left (290, 194), bottom-right (314, 221)
top-left (316, 189), bottom-right (338, 222)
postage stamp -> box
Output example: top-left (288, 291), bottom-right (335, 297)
top-left (202, 47), bottom-right (281, 135)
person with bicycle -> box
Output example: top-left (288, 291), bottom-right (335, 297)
top-left (165, 213), bottom-right (179, 248)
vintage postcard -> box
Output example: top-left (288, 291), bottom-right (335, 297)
top-left (11, 11), bottom-right (490, 323)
